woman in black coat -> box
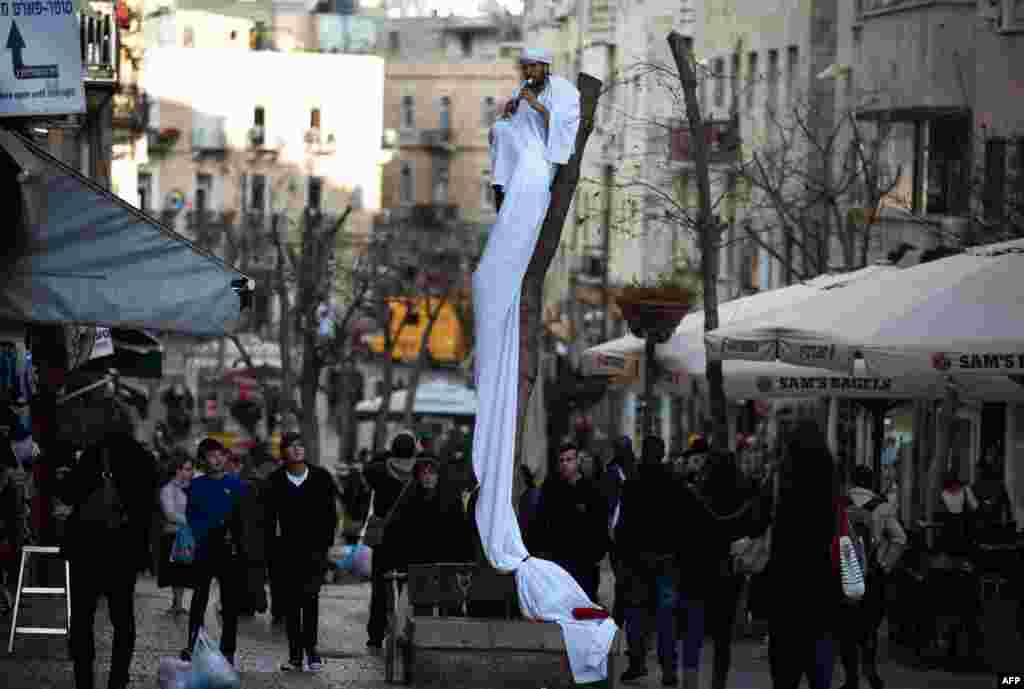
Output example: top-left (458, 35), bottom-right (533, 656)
top-left (676, 451), bottom-right (767, 689)
top-left (767, 419), bottom-right (841, 689)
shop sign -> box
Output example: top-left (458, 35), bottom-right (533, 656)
top-left (932, 351), bottom-right (1024, 373)
top-left (0, 6), bottom-right (86, 117)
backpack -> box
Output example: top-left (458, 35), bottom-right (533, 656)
top-left (846, 496), bottom-right (885, 577)
top-left (77, 448), bottom-right (127, 530)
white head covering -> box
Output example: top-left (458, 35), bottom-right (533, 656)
top-left (520, 47), bottom-right (553, 65)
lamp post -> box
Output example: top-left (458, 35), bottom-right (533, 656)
top-left (617, 287), bottom-right (691, 438)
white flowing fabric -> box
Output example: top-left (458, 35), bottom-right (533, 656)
top-left (473, 74), bottom-right (618, 684)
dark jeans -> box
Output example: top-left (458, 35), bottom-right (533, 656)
top-left (187, 554), bottom-right (241, 660)
top-left (769, 632), bottom-right (834, 689)
top-left (285, 591), bottom-right (321, 660)
top-left (839, 571), bottom-right (887, 686)
top-left (559, 560), bottom-right (600, 602)
top-left (367, 553), bottom-right (389, 643)
top-left (625, 571), bottom-right (678, 672)
top-left (269, 554), bottom-right (287, 620)
top-left (69, 560), bottom-right (137, 689)
top-left (677, 574), bottom-right (743, 688)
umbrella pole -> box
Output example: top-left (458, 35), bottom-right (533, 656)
top-left (643, 337), bottom-right (657, 438)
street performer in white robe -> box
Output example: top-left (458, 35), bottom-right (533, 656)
top-left (471, 49), bottom-right (618, 685)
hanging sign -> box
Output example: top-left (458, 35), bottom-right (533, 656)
top-left (0, 2), bottom-right (86, 117)
top-left (89, 327), bottom-right (114, 360)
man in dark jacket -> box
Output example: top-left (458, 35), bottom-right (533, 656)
top-left (528, 441), bottom-right (608, 601)
top-left (615, 435), bottom-right (685, 686)
top-left (362, 431), bottom-right (417, 649)
top-left (602, 436), bottom-right (634, 626)
top-left (385, 454), bottom-right (473, 614)
top-left (264, 431), bottom-right (338, 673)
top-left (57, 429), bottom-right (157, 689)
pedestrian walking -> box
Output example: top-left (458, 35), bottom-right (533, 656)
top-left (527, 441), bottom-right (609, 601)
top-left (158, 457), bottom-right (194, 615)
top-left (602, 436), bottom-right (634, 626)
top-left (264, 431), bottom-right (338, 673)
top-left (838, 465), bottom-right (907, 689)
top-left (676, 450), bottom-right (766, 689)
top-left (56, 425), bottom-right (158, 689)
top-left (615, 435), bottom-right (684, 686)
top-left (385, 454), bottom-right (473, 614)
top-left (181, 438), bottom-right (246, 666)
top-left (766, 419), bottom-right (840, 689)
top-left (362, 431), bottom-right (417, 650)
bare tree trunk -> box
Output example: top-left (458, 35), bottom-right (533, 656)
top-left (402, 297), bottom-right (446, 428)
top-left (373, 346), bottom-right (397, 453)
top-left (300, 325), bottom-right (321, 465)
top-left (669, 31), bottom-right (730, 451)
top-left (512, 73), bottom-right (603, 501)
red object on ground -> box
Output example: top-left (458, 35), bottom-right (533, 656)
top-left (572, 607), bottom-right (610, 621)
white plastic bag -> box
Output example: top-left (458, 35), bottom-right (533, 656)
top-left (839, 534), bottom-right (866, 601)
top-left (158, 657), bottom-right (192, 689)
top-left (184, 627), bottom-right (240, 689)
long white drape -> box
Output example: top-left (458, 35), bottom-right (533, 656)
top-left (472, 76), bottom-right (618, 684)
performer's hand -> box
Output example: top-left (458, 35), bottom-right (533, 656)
top-left (521, 88), bottom-right (544, 113)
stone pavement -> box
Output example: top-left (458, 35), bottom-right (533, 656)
top-left (0, 569), bottom-right (1000, 689)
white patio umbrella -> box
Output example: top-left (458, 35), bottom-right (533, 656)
top-left (581, 263), bottom-right (898, 380)
top-left (705, 239), bottom-right (1024, 379)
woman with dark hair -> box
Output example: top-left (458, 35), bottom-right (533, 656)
top-left (767, 418), bottom-right (840, 689)
top-left (674, 450), bottom-right (766, 689)
top-left (158, 456), bottom-right (194, 614)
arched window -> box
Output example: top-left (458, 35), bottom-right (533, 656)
top-left (399, 161), bottom-right (414, 205)
top-left (481, 96), bottom-right (496, 127)
top-left (401, 95), bottom-right (415, 129)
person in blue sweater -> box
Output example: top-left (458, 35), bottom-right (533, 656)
top-left (181, 438), bottom-right (247, 665)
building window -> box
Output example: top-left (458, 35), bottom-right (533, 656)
top-left (984, 139), bottom-right (1007, 222)
top-left (713, 58), bottom-right (725, 107)
top-left (400, 95), bottom-right (415, 130)
top-left (925, 116), bottom-right (970, 215)
top-left (746, 52), bottom-right (758, 110)
top-left (195, 174), bottom-right (212, 213)
top-left (481, 169), bottom-right (495, 211)
top-left (482, 96), bottom-right (496, 127)
top-left (399, 161), bottom-right (414, 205)
top-left (786, 46), bottom-right (799, 102)
top-left (252, 106), bottom-right (266, 145)
top-left (388, 30), bottom-right (400, 53)
top-left (250, 174), bottom-right (267, 213)
top-left (183, 26), bottom-right (194, 48)
top-left (730, 53), bottom-right (740, 111)
top-left (766, 49), bottom-right (779, 117)
top-left (439, 95), bottom-right (451, 130)
top-left (460, 33), bottom-right (472, 57)
top-left (310, 107), bottom-right (321, 129)
top-left (433, 162), bottom-right (449, 203)
top-left (307, 176), bottom-right (323, 211)
top-left (138, 172), bottom-right (152, 212)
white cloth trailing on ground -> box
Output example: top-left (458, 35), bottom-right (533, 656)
top-left (473, 74), bottom-right (617, 685)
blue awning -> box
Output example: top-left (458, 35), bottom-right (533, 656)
top-left (0, 129), bottom-right (252, 336)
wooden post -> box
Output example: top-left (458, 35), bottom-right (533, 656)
top-left (668, 31), bottom-right (729, 451)
top-left (512, 74), bottom-right (603, 502)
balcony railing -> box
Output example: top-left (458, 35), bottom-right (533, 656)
top-left (186, 210), bottom-right (235, 229)
top-left (421, 128), bottom-right (456, 151)
top-left (387, 203), bottom-right (459, 226)
top-left (80, 3), bottom-right (119, 85)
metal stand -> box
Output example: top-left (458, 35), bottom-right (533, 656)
top-left (7, 546), bottom-right (71, 653)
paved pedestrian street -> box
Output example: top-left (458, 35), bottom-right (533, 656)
top-left (0, 572), bottom-right (999, 689)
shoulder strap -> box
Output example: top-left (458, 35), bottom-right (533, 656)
top-left (382, 478), bottom-right (414, 526)
top-left (863, 496), bottom-right (886, 513)
top-left (100, 446), bottom-right (113, 478)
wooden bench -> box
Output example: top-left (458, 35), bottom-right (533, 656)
top-left (384, 563), bottom-right (622, 687)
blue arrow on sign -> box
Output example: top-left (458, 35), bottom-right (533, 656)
top-left (6, 21), bottom-right (59, 80)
